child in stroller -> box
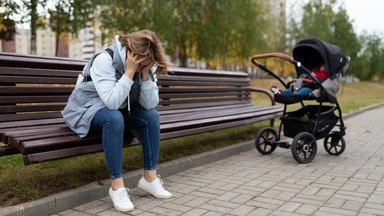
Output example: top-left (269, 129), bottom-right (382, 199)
top-left (271, 62), bottom-right (328, 95)
top-left (250, 38), bottom-right (349, 163)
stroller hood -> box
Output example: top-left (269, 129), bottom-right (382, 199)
top-left (293, 38), bottom-right (348, 80)
top-left (292, 38), bottom-right (350, 103)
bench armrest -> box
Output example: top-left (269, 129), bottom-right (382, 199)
top-left (249, 87), bottom-right (275, 106)
top-left (249, 87), bottom-right (276, 127)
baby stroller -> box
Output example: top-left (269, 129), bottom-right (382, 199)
top-left (251, 38), bottom-right (350, 163)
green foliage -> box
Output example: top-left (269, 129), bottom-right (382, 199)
top-left (288, 1), bottom-right (359, 56)
top-left (96, 0), bottom-right (266, 68)
top-left (357, 33), bottom-right (384, 80)
top-left (0, 0), bottom-right (19, 40)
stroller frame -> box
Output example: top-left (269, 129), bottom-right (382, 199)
top-left (251, 50), bottom-right (348, 163)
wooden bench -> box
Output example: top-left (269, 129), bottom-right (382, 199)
top-left (0, 52), bottom-right (283, 165)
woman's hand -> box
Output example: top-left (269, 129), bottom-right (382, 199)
top-left (124, 50), bottom-right (146, 79)
top-left (141, 61), bottom-right (155, 81)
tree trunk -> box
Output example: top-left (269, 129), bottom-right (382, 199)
top-left (30, 0), bottom-right (38, 55)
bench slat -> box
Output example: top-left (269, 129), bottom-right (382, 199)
top-left (0, 112), bottom-right (62, 122)
top-left (158, 74), bottom-right (250, 83)
top-left (158, 102), bottom-right (253, 114)
top-left (159, 92), bottom-right (248, 99)
top-left (23, 138), bottom-right (140, 165)
top-left (168, 67), bottom-right (249, 77)
top-left (0, 118), bottom-right (63, 129)
top-left (0, 66), bottom-right (80, 77)
top-left (159, 87), bottom-right (248, 93)
top-left (4, 125), bottom-right (70, 145)
top-left (0, 104), bottom-right (65, 114)
top-left (0, 52), bottom-right (86, 70)
top-left (156, 100), bottom-right (250, 111)
top-left (0, 96), bottom-right (69, 104)
top-left (0, 75), bottom-right (77, 84)
top-left (159, 96), bottom-right (250, 105)
top-left (1, 123), bottom-right (67, 142)
top-left (157, 80), bottom-right (249, 86)
top-left (0, 86), bottom-right (74, 95)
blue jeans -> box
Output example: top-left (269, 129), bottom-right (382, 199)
top-left (282, 87), bottom-right (313, 94)
top-left (90, 106), bottom-right (160, 179)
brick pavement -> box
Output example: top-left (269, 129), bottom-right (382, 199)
top-left (48, 106), bottom-right (384, 215)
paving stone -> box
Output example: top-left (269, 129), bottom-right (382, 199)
top-left (229, 205), bottom-right (255, 215)
top-left (295, 204), bottom-right (320, 215)
top-left (215, 191), bottom-right (240, 201)
top-left (341, 200), bottom-right (363, 211)
top-left (183, 208), bottom-right (208, 216)
top-left (149, 206), bottom-right (182, 216)
top-left (184, 197), bottom-right (211, 208)
top-left (277, 202), bottom-right (302, 212)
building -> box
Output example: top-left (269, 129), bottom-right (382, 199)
top-left (0, 26), bottom-right (101, 60)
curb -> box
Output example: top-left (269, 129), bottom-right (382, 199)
top-left (0, 140), bottom-right (254, 216)
top-left (343, 101), bottom-right (384, 119)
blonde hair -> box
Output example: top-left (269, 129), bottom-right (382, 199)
top-left (119, 30), bottom-right (173, 75)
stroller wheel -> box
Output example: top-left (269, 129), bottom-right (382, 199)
top-left (324, 133), bottom-right (346, 155)
top-left (255, 127), bottom-right (278, 155)
top-left (291, 132), bottom-right (317, 163)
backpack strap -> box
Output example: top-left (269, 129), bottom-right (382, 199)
top-left (83, 48), bottom-right (114, 82)
top-left (105, 48), bottom-right (114, 58)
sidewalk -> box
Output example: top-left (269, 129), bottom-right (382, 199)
top-left (2, 104), bottom-right (384, 216)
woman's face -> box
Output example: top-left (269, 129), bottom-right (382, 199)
top-left (140, 57), bottom-right (152, 67)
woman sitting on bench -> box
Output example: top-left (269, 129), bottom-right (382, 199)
top-left (62, 30), bottom-right (173, 212)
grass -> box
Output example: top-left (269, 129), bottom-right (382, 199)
top-left (1, 79), bottom-right (384, 207)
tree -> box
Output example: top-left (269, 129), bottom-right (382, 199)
top-left (0, 0), bottom-right (19, 40)
top-left (48, 0), bottom-right (93, 56)
top-left (20, 0), bottom-right (47, 54)
top-left (358, 33), bottom-right (384, 80)
top-left (198, 0), bottom-right (266, 70)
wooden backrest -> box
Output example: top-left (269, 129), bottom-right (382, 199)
top-left (0, 53), bottom-right (86, 123)
top-left (157, 68), bottom-right (252, 111)
top-left (0, 52), bottom-right (251, 122)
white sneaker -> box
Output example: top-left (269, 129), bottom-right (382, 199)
top-left (108, 187), bottom-right (134, 212)
top-left (138, 175), bottom-right (172, 199)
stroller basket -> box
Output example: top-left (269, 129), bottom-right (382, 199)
top-left (281, 105), bottom-right (338, 139)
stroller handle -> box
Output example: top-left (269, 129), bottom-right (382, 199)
top-left (251, 53), bottom-right (295, 67)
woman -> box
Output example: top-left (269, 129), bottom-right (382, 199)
top-left (62, 30), bottom-right (173, 212)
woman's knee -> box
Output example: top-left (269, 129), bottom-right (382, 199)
top-left (101, 108), bottom-right (125, 129)
top-left (142, 108), bottom-right (159, 125)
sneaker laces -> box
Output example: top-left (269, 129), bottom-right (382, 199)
top-left (157, 175), bottom-right (164, 186)
top-left (117, 188), bottom-right (131, 201)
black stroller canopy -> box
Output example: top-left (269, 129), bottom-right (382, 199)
top-left (293, 38), bottom-right (348, 79)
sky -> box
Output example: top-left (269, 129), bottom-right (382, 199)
top-left (287, 0), bottom-right (384, 35)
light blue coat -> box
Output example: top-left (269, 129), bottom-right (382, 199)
top-left (62, 35), bottom-right (159, 138)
